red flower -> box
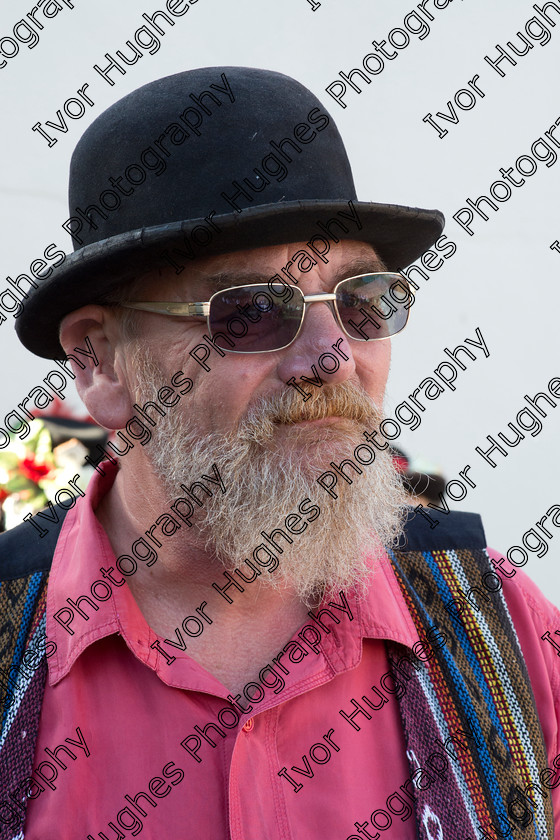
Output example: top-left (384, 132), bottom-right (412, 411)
top-left (392, 454), bottom-right (409, 475)
top-left (20, 456), bottom-right (52, 483)
top-left (0, 487), bottom-right (9, 503)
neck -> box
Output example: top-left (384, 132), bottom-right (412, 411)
top-left (95, 459), bottom-right (317, 691)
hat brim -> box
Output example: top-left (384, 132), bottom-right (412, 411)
top-left (16, 199), bottom-right (444, 359)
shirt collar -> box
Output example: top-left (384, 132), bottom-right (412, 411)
top-left (46, 461), bottom-right (418, 687)
top-left (47, 460), bottom-right (126, 685)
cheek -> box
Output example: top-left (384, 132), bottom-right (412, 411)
top-left (186, 353), bottom-right (276, 433)
top-left (356, 340), bottom-right (391, 403)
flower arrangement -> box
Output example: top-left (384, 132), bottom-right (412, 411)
top-left (0, 399), bottom-right (101, 531)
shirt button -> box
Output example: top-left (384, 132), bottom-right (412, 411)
top-left (242, 718), bottom-right (254, 732)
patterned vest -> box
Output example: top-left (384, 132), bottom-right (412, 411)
top-left (0, 509), bottom-right (554, 839)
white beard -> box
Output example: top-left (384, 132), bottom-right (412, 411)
top-left (130, 348), bottom-right (408, 604)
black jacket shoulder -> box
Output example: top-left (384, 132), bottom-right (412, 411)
top-left (398, 507), bottom-right (486, 552)
top-left (0, 506), bottom-right (68, 581)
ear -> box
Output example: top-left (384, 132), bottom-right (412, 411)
top-left (59, 305), bottom-right (134, 430)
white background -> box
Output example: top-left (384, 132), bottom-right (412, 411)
top-left (0, 0), bottom-right (559, 602)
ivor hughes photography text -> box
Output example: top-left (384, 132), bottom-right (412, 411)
top-left (1, 1), bottom-right (560, 839)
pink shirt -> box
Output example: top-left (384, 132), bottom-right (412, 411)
top-left (24, 463), bottom-right (560, 839)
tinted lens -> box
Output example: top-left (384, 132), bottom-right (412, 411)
top-left (209, 284), bottom-right (304, 352)
top-left (335, 273), bottom-right (411, 341)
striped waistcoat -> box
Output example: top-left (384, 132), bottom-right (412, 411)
top-left (0, 509), bottom-right (554, 839)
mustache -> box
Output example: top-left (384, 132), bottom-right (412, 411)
top-left (242, 381), bottom-right (381, 430)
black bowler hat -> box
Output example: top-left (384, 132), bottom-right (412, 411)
top-left (16, 66), bottom-right (444, 359)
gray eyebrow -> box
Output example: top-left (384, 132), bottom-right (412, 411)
top-left (201, 271), bottom-right (271, 292)
top-left (331, 257), bottom-right (388, 284)
top-left (200, 257), bottom-right (387, 293)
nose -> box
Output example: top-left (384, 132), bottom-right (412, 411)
top-left (276, 296), bottom-right (356, 386)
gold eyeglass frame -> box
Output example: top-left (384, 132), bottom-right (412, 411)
top-left (121, 272), bottom-right (411, 354)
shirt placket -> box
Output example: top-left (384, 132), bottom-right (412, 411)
top-left (228, 704), bottom-right (295, 840)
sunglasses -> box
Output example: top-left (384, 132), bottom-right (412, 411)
top-left (122, 272), bottom-right (412, 354)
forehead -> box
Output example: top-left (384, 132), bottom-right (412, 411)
top-left (137, 239), bottom-right (384, 299)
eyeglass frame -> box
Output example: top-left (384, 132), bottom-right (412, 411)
top-left (120, 271), bottom-right (412, 354)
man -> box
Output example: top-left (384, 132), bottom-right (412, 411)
top-left (1, 67), bottom-right (559, 840)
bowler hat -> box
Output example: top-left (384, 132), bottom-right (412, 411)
top-left (16, 66), bottom-right (444, 359)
